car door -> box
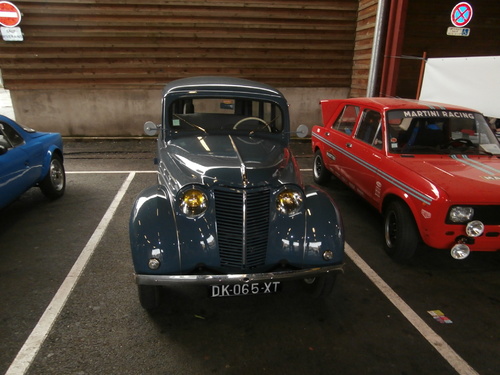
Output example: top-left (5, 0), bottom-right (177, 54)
top-left (342, 108), bottom-right (384, 206)
top-left (323, 104), bottom-right (360, 178)
top-left (0, 122), bottom-right (31, 207)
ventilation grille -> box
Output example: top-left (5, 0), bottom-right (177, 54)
top-left (214, 187), bottom-right (270, 269)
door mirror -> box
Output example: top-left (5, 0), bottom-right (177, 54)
top-left (296, 124), bottom-right (309, 138)
top-left (144, 121), bottom-right (159, 136)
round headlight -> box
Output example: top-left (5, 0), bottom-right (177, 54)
top-left (449, 206), bottom-right (474, 223)
top-left (148, 258), bottom-right (161, 270)
top-left (451, 243), bottom-right (470, 260)
top-left (323, 250), bottom-right (334, 261)
top-left (276, 188), bottom-right (303, 215)
top-left (179, 188), bottom-right (208, 216)
top-left (465, 220), bottom-right (484, 237)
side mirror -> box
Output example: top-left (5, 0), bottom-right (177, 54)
top-left (144, 121), bottom-right (160, 136)
top-left (0, 145), bottom-right (7, 156)
top-left (296, 124), bottom-right (309, 138)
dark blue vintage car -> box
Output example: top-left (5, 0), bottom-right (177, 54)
top-left (0, 115), bottom-right (65, 209)
top-left (130, 76), bottom-right (344, 310)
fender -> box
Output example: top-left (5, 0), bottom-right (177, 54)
top-left (380, 180), bottom-right (445, 239)
top-left (266, 185), bottom-right (344, 268)
top-left (129, 185), bottom-right (181, 275)
top-left (303, 185), bottom-right (345, 265)
top-left (39, 145), bottom-right (62, 183)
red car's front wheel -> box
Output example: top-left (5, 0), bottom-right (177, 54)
top-left (384, 200), bottom-right (420, 262)
top-left (313, 150), bottom-right (332, 184)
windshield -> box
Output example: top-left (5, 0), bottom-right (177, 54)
top-left (168, 97), bottom-right (284, 135)
top-left (386, 109), bottom-right (500, 155)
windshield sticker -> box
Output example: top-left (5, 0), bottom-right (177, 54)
top-left (402, 110), bottom-right (475, 119)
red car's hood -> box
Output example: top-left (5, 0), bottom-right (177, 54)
top-left (393, 155), bottom-right (500, 202)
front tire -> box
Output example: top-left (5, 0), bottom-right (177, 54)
top-left (138, 285), bottom-right (161, 310)
top-left (383, 201), bottom-right (420, 262)
top-left (303, 273), bottom-right (337, 298)
top-left (313, 150), bottom-right (332, 184)
top-left (40, 154), bottom-right (66, 199)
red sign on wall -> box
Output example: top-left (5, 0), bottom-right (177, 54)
top-left (0, 1), bottom-right (21, 27)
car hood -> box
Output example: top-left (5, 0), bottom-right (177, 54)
top-left (393, 155), bottom-right (500, 202)
top-left (159, 135), bottom-right (301, 191)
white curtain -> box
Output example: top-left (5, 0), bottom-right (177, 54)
top-left (419, 56), bottom-right (500, 118)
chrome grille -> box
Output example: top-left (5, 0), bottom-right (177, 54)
top-left (214, 187), bottom-right (270, 269)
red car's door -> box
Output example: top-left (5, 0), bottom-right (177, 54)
top-left (341, 109), bottom-right (385, 207)
top-left (322, 104), bottom-right (360, 179)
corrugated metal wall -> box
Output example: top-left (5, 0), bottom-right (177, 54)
top-left (1, 0), bottom-right (359, 90)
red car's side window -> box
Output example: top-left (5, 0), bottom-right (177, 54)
top-left (332, 105), bottom-right (360, 135)
top-left (355, 109), bottom-right (383, 148)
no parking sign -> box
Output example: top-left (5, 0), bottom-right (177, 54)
top-left (450, 2), bottom-right (473, 27)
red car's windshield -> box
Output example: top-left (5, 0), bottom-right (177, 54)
top-left (386, 110), bottom-right (500, 155)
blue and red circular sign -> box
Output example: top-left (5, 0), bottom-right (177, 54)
top-left (451, 2), bottom-right (473, 27)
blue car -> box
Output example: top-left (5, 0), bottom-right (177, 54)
top-left (0, 115), bottom-right (65, 209)
top-left (130, 76), bottom-right (345, 310)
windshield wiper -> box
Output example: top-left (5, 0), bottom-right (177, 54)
top-left (173, 114), bottom-right (207, 133)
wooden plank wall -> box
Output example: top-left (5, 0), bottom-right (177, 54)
top-left (1, 0), bottom-right (359, 90)
top-left (349, 0), bottom-right (378, 98)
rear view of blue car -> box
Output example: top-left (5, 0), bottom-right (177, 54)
top-left (0, 115), bottom-right (65, 209)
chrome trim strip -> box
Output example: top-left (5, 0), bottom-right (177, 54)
top-left (165, 83), bottom-right (280, 96)
top-left (135, 264), bottom-right (344, 286)
top-left (242, 189), bottom-right (248, 264)
top-left (228, 134), bottom-right (248, 186)
top-left (312, 132), bottom-right (434, 205)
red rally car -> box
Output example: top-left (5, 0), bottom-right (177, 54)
top-left (311, 97), bottom-right (500, 262)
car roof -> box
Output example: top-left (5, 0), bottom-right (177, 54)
top-left (331, 97), bottom-right (479, 113)
top-left (162, 76), bottom-right (284, 99)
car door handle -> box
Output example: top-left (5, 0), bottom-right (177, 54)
top-left (346, 143), bottom-right (352, 148)
top-left (325, 132), bottom-right (330, 137)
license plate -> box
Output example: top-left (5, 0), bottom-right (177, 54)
top-left (210, 281), bottom-right (281, 297)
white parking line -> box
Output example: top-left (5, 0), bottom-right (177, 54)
top-left (5, 173), bottom-right (136, 375)
top-left (345, 244), bottom-right (478, 375)
top-left (66, 170), bottom-right (157, 174)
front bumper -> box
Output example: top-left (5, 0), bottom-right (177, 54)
top-left (135, 264), bottom-right (344, 286)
